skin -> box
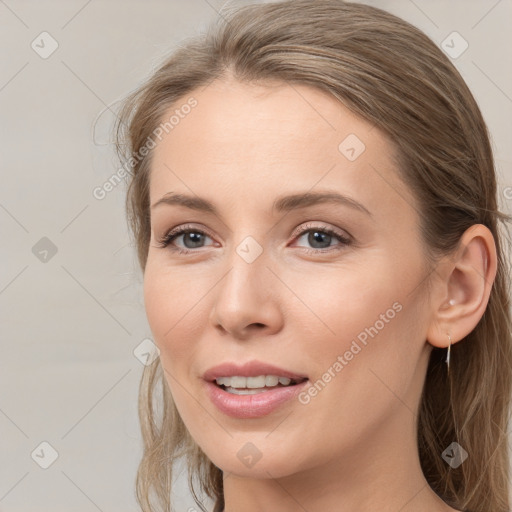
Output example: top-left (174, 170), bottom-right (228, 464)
top-left (143, 77), bottom-right (497, 512)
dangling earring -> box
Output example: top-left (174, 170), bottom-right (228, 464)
top-left (445, 332), bottom-right (451, 374)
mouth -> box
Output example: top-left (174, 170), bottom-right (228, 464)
top-left (202, 361), bottom-right (310, 418)
top-left (213, 375), bottom-right (308, 395)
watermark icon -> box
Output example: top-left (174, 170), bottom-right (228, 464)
top-left (31, 31), bottom-right (59, 59)
top-left (133, 338), bottom-right (160, 366)
top-left (442, 441), bottom-right (468, 468)
top-left (441, 31), bottom-right (468, 59)
top-left (31, 441), bottom-right (59, 469)
top-left (503, 186), bottom-right (512, 201)
top-left (298, 301), bottom-right (403, 405)
top-left (32, 236), bottom-right (58, 263)
top-left (338, 133), bottom-right (365, 161)
top-left (236, 236), bottom-right (264, 263)
top-left (92, 96), bottom-right (197, 200)
top-left (237, 442), bottom-right (263, 468)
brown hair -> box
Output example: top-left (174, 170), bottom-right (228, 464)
top-left (115, 1), bottom-right (512, 511)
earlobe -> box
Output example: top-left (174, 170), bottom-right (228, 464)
top-left (426, 224), bottom-right (497, 349)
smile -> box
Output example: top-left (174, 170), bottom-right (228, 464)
top-left (215, 375), bottom-right (307, 394)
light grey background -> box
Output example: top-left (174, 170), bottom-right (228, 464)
top-left (1, 1), bottom-right (511, 511)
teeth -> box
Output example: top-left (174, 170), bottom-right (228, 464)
top-left (215, 375), bottom-right (297, 389)
top-left (265, 375), bottom-right (279, 386)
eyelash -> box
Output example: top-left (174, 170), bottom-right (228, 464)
top-left (154, 222), bottom-right (352, 256)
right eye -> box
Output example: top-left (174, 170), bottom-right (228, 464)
top-left (155, 225), bottom-right (217, 254)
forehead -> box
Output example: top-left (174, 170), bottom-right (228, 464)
top-left (152, 78), bottom-right (377, 161)
top-left (148, 78), bottom-right (416, 219)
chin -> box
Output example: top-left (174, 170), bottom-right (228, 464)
top-left (200, 438), bottom-right (309, 480)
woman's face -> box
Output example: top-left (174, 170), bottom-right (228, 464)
top-left (144, 78), bottom-right (435, 478)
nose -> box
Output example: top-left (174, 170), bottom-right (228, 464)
top-left (208, 248), bottom-right (284, 340)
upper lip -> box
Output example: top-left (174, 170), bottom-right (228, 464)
top-left (203, 360), bottom-right (308, 382)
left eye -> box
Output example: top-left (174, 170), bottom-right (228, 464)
top-left (293, 226), bottom-right (351, 251)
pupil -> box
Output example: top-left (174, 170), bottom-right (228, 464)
top-left (185, 232), bottom-right (203, 248)
top-left (309, 231), bottom-right (331, 248)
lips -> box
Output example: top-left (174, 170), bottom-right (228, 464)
top-left (203, 379), bottom-right (309, 418)
top-left (202, 360), bottom-right (309, 419)
top-left (202, 360), bottom-right (308, 382)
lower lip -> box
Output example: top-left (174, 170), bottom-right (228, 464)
top-left (204, 380), bottom-right (309, 419)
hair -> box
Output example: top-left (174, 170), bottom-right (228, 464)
top-left (114, 1), bottom-right (512, 511)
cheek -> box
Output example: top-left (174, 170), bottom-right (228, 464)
top-left (288, 263), bottom-right (420, 403)
top-left (280, 262), bottom-right (402, 351)
top-left (143, 264), bottom-right (192, 362)
top-left (143, 266), bottom-right (170, 344)
top-left (143, 267), bottom-right (211, 437)
top-left (303, 286), bottom-right (426, 438)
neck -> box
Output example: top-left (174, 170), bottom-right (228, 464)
top-left (221, 406), bottom-right (452, 512)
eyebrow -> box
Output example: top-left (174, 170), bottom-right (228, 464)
top-left (151, 190), bottom-right (372, 217)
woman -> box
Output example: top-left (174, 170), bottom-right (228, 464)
top-left (115, 1), bottom-right (512, 511)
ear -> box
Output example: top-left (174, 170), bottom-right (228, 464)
top-left (426, 224), bottom-right (497, 349)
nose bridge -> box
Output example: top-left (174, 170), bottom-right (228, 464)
top-left (209, 232), bottom-right (282, 335)
top-left (218, 234), bottom-right (270, 306)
